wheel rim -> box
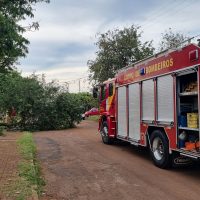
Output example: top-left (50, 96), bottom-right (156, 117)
top-left (101, 125), bottom-right (108, 138)
top-left (152, 137), bottom-right (164, 161)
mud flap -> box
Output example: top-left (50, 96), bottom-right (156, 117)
top-left (172, 152), bottom-right (193, 167)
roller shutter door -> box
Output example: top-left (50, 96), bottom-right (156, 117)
top-left (117, 86), bottom-right (127, 137)
top-left (128, 83), bottom-right (140, 141)
top-left (157, 75), bottom-right (174, 122)
top-left (142, 79), bottom-right (154, 121)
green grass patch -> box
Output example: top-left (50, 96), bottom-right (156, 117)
top-left (6, 132), bottom-right (45, 200)
top-left (18, 132), bottom-right (45, 195)
top-left (4, 178), bottom-right (32, 200)
top-left (87, 115), bottom-right (99, 122)
top-left (0, 126), bottom-right (5, 136)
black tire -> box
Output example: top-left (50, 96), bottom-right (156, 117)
top-left (100, 121), bottom-right (113, 144)
top-left (150, 130), bottom-right (172, 169)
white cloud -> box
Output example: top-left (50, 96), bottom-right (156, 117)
top-left (24, 20), bottom-right (101, 44)
top-left (19, 0), bottom-right (200, 93)
top-left (21, 65), bottom-right (91, 93)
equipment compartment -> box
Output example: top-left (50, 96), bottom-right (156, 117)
top-left (177, 71), bottom-right (199, 151)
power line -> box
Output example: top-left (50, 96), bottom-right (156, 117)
top-left (140, 0), bottom-right (197, 30)
top-left (60, 76), bottom-right (88, 83)
top-left (138, 0), bottom-right (199, 33)
top-left (59, 75), bottom-right (91, 93)
top-left (139, 0), bottom-right (182, 28)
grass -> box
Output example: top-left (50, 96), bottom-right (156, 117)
top-left (18, 132), bottom-right (45, 196)
top-left (87, 115), bottom-right (99, 122)
top-left (0, 126), bottom-right (5, 136)
top-left (5, 132), bottom-right (45, 200)
top-left (5, 178), bottom-right (32, 200)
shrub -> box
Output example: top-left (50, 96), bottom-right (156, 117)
top-left (0, 72), bottom-right (95, 131)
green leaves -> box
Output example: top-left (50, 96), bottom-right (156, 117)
top-left (88, 25), bottom-right (187, 83)
top-left (0, 0), bottom-right (50, 20)
top-left (0, 72), bottom-right (94, 131)
top-left (0, 0), bottom-right (49, 72)
top-left (88, 25), bottom-right (155, 83)
top-left (159, 28), bottom-right (188, 51)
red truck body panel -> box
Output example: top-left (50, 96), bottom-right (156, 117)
top-left (98, 43), bottom-right (200, 160)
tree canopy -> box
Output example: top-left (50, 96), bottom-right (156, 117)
top-left (88, 25), bottom-right (155, 83)
top-left (88, 26), bottom-right (190, 83)
top-left (0, 0), bottom-right (49, 72)
top-left (159, 28), bottom-right (188, 51)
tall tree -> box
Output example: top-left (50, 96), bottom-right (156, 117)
top-left (0, 0), bottom-right (49, 72)
top-left (159, 28), bottom-right (188, 51)
top-left (88, 25), bottom-right (155, 83)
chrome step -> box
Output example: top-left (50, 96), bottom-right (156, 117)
top-left (177, 149), bottom-right (200, 159)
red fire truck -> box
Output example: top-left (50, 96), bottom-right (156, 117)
top-left (93, 42), bottom-right (200, 168)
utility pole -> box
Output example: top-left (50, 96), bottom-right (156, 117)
top-left (78, 79), bottom-right (81, 93)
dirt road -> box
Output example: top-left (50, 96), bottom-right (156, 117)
top-left (34, 120), bottom-right (200, 200)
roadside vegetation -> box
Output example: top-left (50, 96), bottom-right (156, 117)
top-left (0, 71), bottom-right (97, 131)
top-left (18, 132), bottom-right (45, 196)
top-left (0, 126), bottom-right (5, 136)
top-left (0, 28), bottom-right (186, 132)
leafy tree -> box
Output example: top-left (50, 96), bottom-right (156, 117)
top-left (159, 28), bottom-right (188, 51)
top-left (88, 25), bottom-right (155, 83)
top-left (0, 72), bottom-right (46, 129)
top-left (55, 93), bottom-right (83, 128)
top-left (0, 0), bottom-right (50, 72)
top-left (0, 71), bottom-right (84, 131)
top-left (75, 92), bottom-right (98, 113)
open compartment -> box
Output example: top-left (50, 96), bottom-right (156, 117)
top-left (177, 71), bottom-right (199, 151)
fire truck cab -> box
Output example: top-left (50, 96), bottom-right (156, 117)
top-left (94, 42), bottom-right (200, 168)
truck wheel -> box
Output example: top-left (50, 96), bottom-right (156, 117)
top-left (100, 121), bottom-right (113, 144)
top-left (150, 130), bottom-right (172, 169)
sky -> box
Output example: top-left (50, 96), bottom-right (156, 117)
top-left (18, 0), bottom-right (200, 92)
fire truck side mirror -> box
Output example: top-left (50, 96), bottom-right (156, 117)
top-left (93, 87), bottom-right (98, 98)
